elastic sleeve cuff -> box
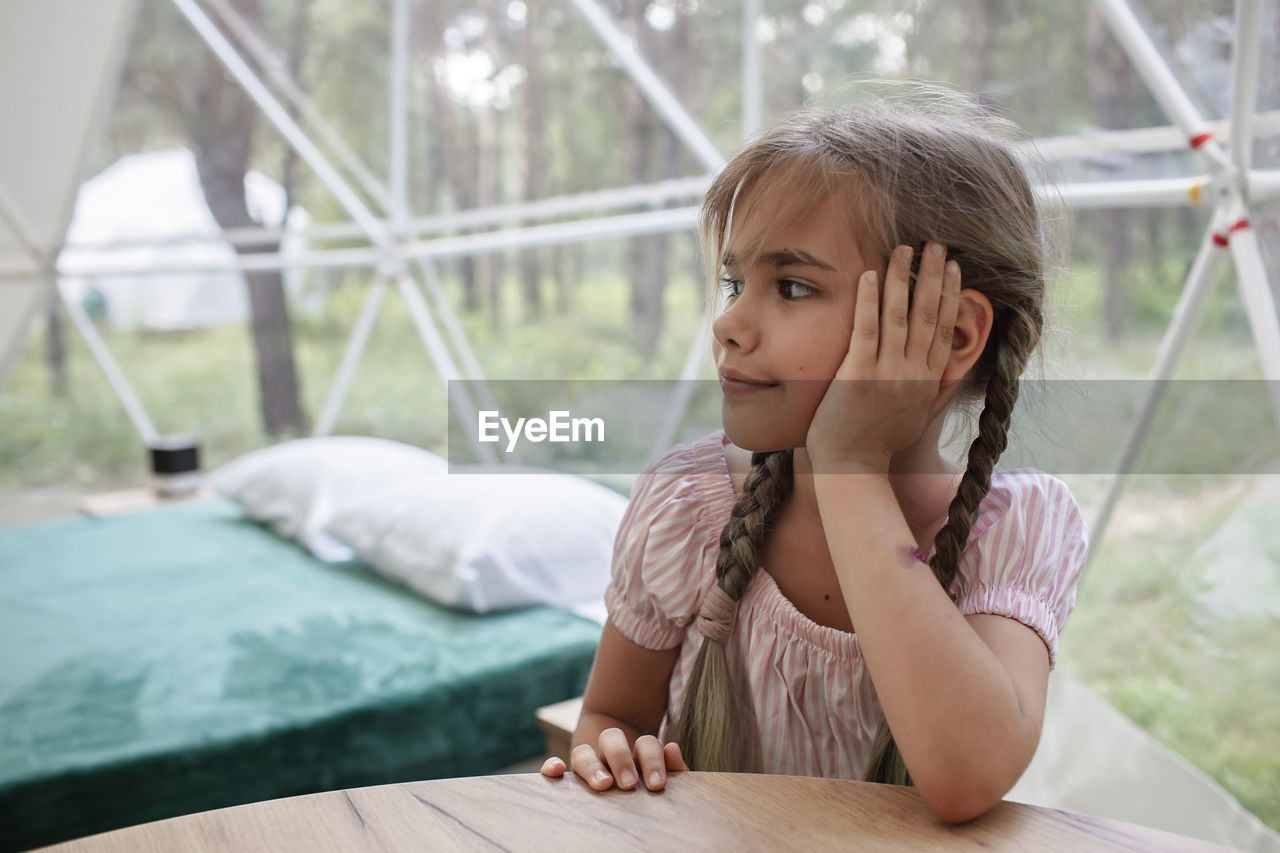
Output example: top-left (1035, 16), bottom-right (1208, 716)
top-left (956, 584), bottom-right (1062, 670)
top-left (604, 583), bottom-right (688, 651)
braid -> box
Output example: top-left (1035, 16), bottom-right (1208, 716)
top-left (864, 335), bottom-right (1032, 786)
top-left (929, 346), bottom-right (1023, 590)
top-left (666, 448), bottom-right (794, 772)
top-left (716, 449), bottom-right (795, 596)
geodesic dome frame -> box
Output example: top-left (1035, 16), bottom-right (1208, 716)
top-left (1, 0), bottom-right (1279, 556)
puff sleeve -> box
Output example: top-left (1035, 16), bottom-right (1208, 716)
top-left (950, 469), bottom-right (1090, 670)
top-left (603, 437), bottom-right (731, 651)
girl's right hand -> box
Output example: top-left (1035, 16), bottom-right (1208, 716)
top-left (540, 729), bottom-right (689, 791)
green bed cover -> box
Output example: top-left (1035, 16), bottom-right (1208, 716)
top-left (0, 498), bottom-right (602, 850)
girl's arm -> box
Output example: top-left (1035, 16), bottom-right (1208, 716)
top-left (544, 618), bottom-right (687, 790)
top-left (804, 245), bottom-right (1051, 821)
top-left (815, 472), bottom-right (1048, 823)
top-left (575, 618), bottom-right (674, 744)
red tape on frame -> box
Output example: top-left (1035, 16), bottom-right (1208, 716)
top-left (1229, 219), bottom-right (1251, 233)
top-left (1212, 233), bottom-right (1230, 247)
top-left (1190, 132), bottom-right (1212, 149)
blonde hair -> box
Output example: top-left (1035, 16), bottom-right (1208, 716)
top-left (666, 86), bottom-right (1049, 784)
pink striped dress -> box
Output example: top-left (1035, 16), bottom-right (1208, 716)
top-left (603, 428), bottom-right (1090, 780)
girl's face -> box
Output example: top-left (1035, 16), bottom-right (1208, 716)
top-left (711, 180), bottom-right (881, 453)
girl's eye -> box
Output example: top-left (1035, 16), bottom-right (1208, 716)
top-left (779, 279), bottom-right (815, 300)
top-left (719, 276), bottom-right (815, 301)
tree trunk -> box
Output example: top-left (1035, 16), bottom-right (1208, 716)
top-left (417, 3), bottom-right (446, 223)
top-left (554, 105), bottom-right (582, 313)
top-left (646, 6), bottom-right (693, 358)
top-left (479, 2), bottom-right (504, 331)
top-left (45, 287), bottom-right (66, 396)
top-left (1086, 4), bottom-right (1134, 345)
top-left (518, 1), bottom-right (543, 317)
top-left (433, 66), bottom-right (478, 311)
top-left (964, 0), bottom-right (997, 102)
top-left (552, 245), bottom-right (570, 314)
top-left (192, 0), bottom-right (304, 437)
top-left (459, 109), bottom-right (481, 312)
top-left (626, 0), bottom-right (662, 358)
top-left (280, 0), bottom-right (310, 210)
top-left (241, 251), bottom-right (305, 437)
top-left (478, 107), bottom-right (502, 331)
top-left (550, 17), bottom-right (585, 316)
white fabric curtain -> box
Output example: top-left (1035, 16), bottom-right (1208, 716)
top-left (0, 0), bottom-right (137, 384)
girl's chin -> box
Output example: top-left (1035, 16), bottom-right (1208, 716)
top-left (721, 419), bottom-right (806, 455)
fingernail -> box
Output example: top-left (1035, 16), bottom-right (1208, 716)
top-left (649, 772), bottom-right (663, 787)
top-left (619, 769), bottom-right (636, 787)
top-left (593, 770), bottom-right (610, 785)
top-left (929, 242), bottom-right (945, 258)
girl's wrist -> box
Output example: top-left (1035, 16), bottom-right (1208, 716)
top-left (807, 448), bottom-right (892, 477)
top-left (811, 461), bottom-right (897, 527)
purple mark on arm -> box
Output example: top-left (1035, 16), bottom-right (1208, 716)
top-left (899, 545), bottom-right (928, 568)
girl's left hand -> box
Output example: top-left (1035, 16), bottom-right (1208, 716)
top-left (805, 242), bottom-right (962, 474)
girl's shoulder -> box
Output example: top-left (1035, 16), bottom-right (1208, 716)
top-left (951, 467), bottom-right (1090, 668)
top-left (626, 429), bottom-right (737, 524)
top-left (976, 467), bottom-right (1088, 542)
top-left (641, 428), bottom-right (733, 474)
top-left (605, 430), bottom-right (735, 649)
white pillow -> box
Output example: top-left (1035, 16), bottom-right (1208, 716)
top-left (210, 436), bottom-right (448, 561)
top-left (325, 466), bottom-right (628, 613)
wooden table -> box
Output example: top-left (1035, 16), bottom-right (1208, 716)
top-left (40, 771), bottom-right (1235, 852)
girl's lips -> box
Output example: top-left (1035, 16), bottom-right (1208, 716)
top-left (720, 376), bottom-right (779, 394)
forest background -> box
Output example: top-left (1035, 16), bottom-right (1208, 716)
top-left (1, 0), bottom-right (1278, 829)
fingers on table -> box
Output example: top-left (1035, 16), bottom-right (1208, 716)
top-left (664, 741), bottom-right (689, 772)
top-left (566, 732), bottom-right (687, 793)
top-left (599, 727), bottom-right (641, 790)
top-left (632, 735), bottom-right (669, 790)
top-left (571, 741), bottom-right (615, 790)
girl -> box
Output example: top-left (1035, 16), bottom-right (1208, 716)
top-left (541, 91), bottom-right (1089, 825)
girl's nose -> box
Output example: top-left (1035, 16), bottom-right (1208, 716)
top-left (711, 289), bottom-right (761, 353)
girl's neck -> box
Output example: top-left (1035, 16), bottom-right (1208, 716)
top-left (786, 416), bottom-right (961, 535)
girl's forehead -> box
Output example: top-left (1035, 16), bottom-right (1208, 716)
top-left (725, 178), bottom-right (862, 264)
top-left (735, 169), bottom-right (828, 225)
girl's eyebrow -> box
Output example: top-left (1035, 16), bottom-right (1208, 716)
top-left (767, 249), bottom-right (835, 270)
top-left (721, 249), bottom-right (835, 271)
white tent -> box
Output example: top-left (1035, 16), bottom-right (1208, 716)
top-left (1, 1), bottom-right (1279, 848)
top-left (58, 148), bottom-right (309, 331)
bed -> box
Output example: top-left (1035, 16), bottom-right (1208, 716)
top-left (0, 496), bottom-right (603, 850)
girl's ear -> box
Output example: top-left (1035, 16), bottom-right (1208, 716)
top-left (942, 289), bottom-right (994, 384)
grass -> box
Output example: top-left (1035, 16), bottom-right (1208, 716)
top-left (1058, 472), bottom-right (1280, 829)
top-left (1, 266), bottom-right (1277, 831)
